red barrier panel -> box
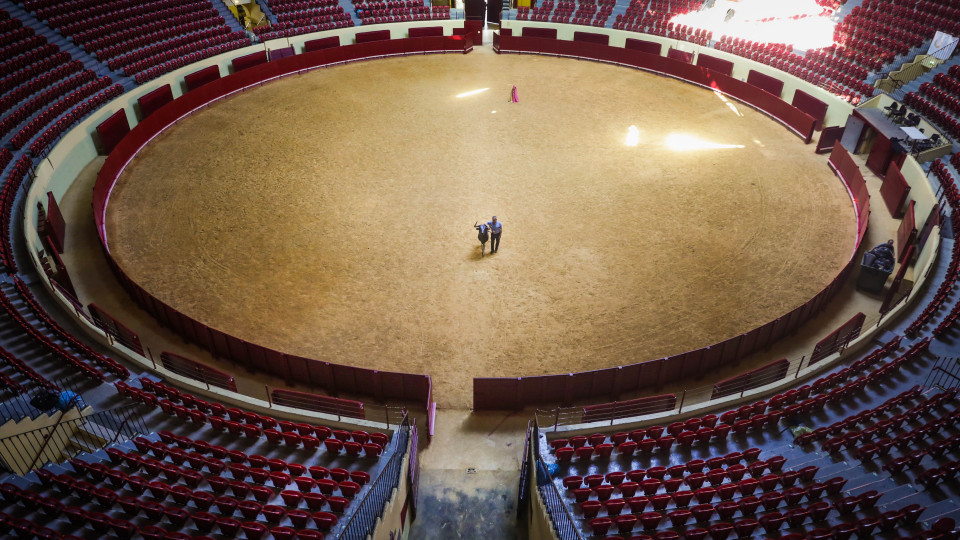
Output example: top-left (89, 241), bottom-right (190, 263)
top-left (667, 48), bottom-right (693, 64)
top-left (695, 53), bottom-right (734, 76)
top-left (624, 38), bottom-right (661, 55)
top-left (89, 303), bottom-right (144, 356)
top-left (523, 27), bottom-right (557, 39)
top-left (232, 51), bottom-right (268, 72)
top-left (304, 36), bottom-right (341, 52)
top-left (810, 312), bottom-right (865, 364)
top-left (161, 351), bottom-right (238, 392)
top-left (746, 70), bottom-right (784, 98)
top-left (184, 65), bottom-right (221, 92)
top-left (573, 31), bottom-right (609, 45)
top-left (815, 125), bottom-right (844, 154)
top-left (95, 110), bottom-right (130, 155)
top-left (137, 84), bottom-right (174, 120)
top-left (272, 388), bottom-right (365, 418)
top-left (355, 29), bottom-right (391, 43)
top-left (581, 393), bottom-right (677, 423)
top-left (408, 26), bottom-right (444, 37)
top-left (711, 358), bottom-right (789, 399)
top-left (897, 200), bottom-right (917, 263)
top-left (880, 161), bottom-right (911, 218)
top-left (791, 89), bottom-right (828, 130)
top-left (44, 191), bottom-right (66, 254)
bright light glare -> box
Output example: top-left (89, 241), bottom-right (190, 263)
top-left (625, 125), bottom-right (640, 147)
top-left (665, 133), bottom-right (745, 151)
top-left (670, 0), bottom-right (838, 50)
top-left (491, 110), bottom-right (497, 114)
top-left (713, 90), bottom-right (743, 117)
top-left (456, 88), bottom-right (489, 98)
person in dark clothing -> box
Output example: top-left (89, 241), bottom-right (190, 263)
top-left (868, 239), bottom-right (895, 272)
top-left (475, 221), bottom-right (490, 257)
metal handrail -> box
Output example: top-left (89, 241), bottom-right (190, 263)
top-left (25, 408), bottom-right (69, 471)
top-left (335, 416), bottom-right (412, 539)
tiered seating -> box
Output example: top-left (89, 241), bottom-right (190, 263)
top-left (516, 1), bottom-right (555, 21)
top-left (906, 159), bottom-right (959, 335)
top-left (919, 66), bottom-right (960, 121)
top-left (7, 76), bottom-right (116, 149)
top-left (12, 278), bottom-right (129, 379)
top-left (0, 156), bottom-right (28, 272)
top-left (833, 0), bottom-right (960, 74)
top-left (353, 0), bottom-right (447, 24)
top-left (901, 92), bottom-right (960, 139)
top-left (545, 0), bottom-right (615, 27)
top-left (552, 444), bottom-right (926, 538)
top-left (539, 332), bottom-right (946, 538)
top-left (0, 284), bottom-right (118, 383)
top-left (251, 0), bottom-right (353, 40)
top-left (713, 38), bottom-right (875, 103)
top-left (0, 416), bottom-right (387, 539)
top-left (21, 0), bottom-right (251, 83)
top-left (119, 377), bottom-right (389, 459)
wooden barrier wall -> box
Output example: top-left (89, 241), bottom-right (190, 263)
top-left (92, 36), bottom-right (473, 412)
top-left (470, 34), bottom-right (865, 410)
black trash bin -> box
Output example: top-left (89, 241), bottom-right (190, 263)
top-left (858, 252), bottom-right (892, 293)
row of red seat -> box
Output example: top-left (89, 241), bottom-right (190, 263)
top-left (920, 82), bottom-right (960, 118)
top-left (8, 76), bottom-right (114, 150)
top-left (0, 34), bottom-right (46, 65)
top-left (0, 70), bottom-right (99, 138)
top-left (13, 277), bottom-right (129, 378)
top-left (29, 83), bottom-right (125, 156)
top-left (791, 384), bottom-right (920, 447)
top-left (271, 0), bottom-right (342, 14)
top-left (0, 286), bottom-right (110, 383)
top-left (586, 500), bottom-right (927, 539)
top-left (130, 34), bottom-right (251, 85)
top-left (110, 26), bottom-right (232, 73)
top-left (0, 43), bottom-right (58, 76)
top-left (252, 18), bottom-right (354, 41)
top-left (96, 15), bottom-right (226, 63)
top-left (907, 159), bottom-right (958, 336)
top-left (76, 10), bottom-right (220, 50)
top-left (0, 341), bottom-right (55, 390)
top-left (818, 388), bottom-right (954, 456)
top-left (904, 91), bottom-right (960, 139)
top-left (0, 25), bottom-right (31, 48)
top-left (0, 51), bottom-right (72, 97)
top-left (0, 156), bottom-right (29, 273)
top-left (0, 60), bottom-right (84, 115)
top-left (45, 0), bottom-right (210, 34)
top-left (126, 376), bottom-right (390, 453)
top-left (0, 149), bottom-right (10, 174)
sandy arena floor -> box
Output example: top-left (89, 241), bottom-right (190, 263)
top-left (105, 51), bottom-right (856, 407)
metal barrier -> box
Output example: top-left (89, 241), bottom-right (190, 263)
top-left (0, 403), bottom-right (147, 474)
top-left (267, 388), bottom-right (408, 428)
top-left (924, 356), bottom-right (960, 389)
top-left (536, 455), bottom-right (583, 540)
top-left (336, 416), bottom-right (412, 540)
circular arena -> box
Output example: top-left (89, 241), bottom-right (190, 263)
top-left (105, 52), bottom-right (855, 407)
top-left (2, 1), bottom-right (959, 538)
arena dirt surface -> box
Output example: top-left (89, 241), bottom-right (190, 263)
top-left (105, 51), bottom-right (856, 408)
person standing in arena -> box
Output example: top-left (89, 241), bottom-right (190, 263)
top-left (487, 216), bottom-right (503, 253)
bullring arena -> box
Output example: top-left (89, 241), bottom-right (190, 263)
top-left (2, 1), bottom-right (960, 539)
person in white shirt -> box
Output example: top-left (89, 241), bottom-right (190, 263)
top-left (486, 216), bottom-right (503, 253)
